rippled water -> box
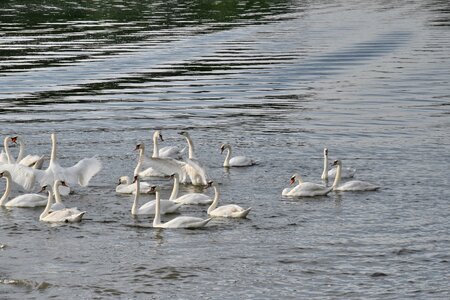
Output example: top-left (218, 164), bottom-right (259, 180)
top-left (1, 0), bottom-right (449, 298)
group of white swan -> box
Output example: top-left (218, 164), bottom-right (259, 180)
top-left (283, 148), bottom-right (379, 197)
top-left (0, 131), bottom-right (380, 227)
top-left (0, 133), bottom-right (101, 223)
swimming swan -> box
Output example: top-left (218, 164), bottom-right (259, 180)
top-left (116, 176), bottom-right (151, 194)
top-left (151, 185), bottom-right (212, 229)
top-left (321, 148), bottom-right (356, 180)
top-left (39, 181), bottom-right (85, 223)
top-left (131, 175), bottom-right (181, 215)
top-left (283, 173), bottom-right (332, 197)
top-left (168, 173), bottom-right (212, 205)
top-left (207, 181), bottom-right (251, 218)
top-left (331, 160), bottom-right (379, 191)
top-left (0, 171), bottom-right (46, 207)
top-left (220, 143), bottom-right (256, 167)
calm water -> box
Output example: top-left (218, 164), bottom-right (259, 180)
top-left (1, 0), bottom-right (450, 298)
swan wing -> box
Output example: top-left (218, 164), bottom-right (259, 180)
top-left (61, 156), bottom-right (102, 186)
top-left (159, 146), bottom-right (183, 159)
top-left (19, 155), bottom-right (42, 167)
top-left (229, 156), bottom-right (255, 167)
top-left (141, 157), bottom-right (187, 178)
top-left (0, 163), bottom-right (38, 190)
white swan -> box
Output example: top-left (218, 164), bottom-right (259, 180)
top-left (11, 136), bottom-right (44, 168)
top-left (116, 176), bottom-right (151, 194)
top-left (0, 136), bottom-right (37, 190)
top-left (153, 131), bottom-right (184, 159)
top-left (151, 185), bottom-right (211, 229)
top-left (0, 171), bottom-right (47, 207)
top-left (178, 131), bottom-right (196, 159)
top-left (321, 148), bottom-right (356, 180)
top-left (207, 181), bottom-right (251, 218)
top-left (137, 143), bottom-right (208, 186)
top-left (220, 143), bottom-right (256, 167)
top-left (134, 139), bottom-right (170, 178)
top-left (49, 180), bottom-right (83, 212)
top-left (131, 175), bottom-right (181, 215)
top-left (283, 173), bottom-right (332, 197)
top-left (331, 160), bottom-right (380, 191)
top-left (38, 133), bottom-right (102, 195)
top-left (169, 173), bottom-right (212, 205)
top-left (39, 181), bottom-right (85, 223)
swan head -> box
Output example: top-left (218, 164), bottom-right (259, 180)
top-left (135, 143), bottom-right (144, 151)
top-left (118, 176), bottom-right (130, 185)
top-left (0, 170), bottom-right (11, 178)
top-left (153, 130), bottom-right (163, 142)
top-left (10, 136), bottom-right (19, 144)
top-left (150, 185), bottom-right (161, 193)
top-left (55, 180), bottom-right (68, 187)
top-left (220, 143), bottom-right (230, 154)
top-left (332, 160), bottom-right (341, 167)
top-left (206, 180), bottom-right (217, 188)
top-left (39, 185), bottom-right (48, 193)
top-left (324, 148), bottom-right (328, 156)
top-left (290, 173), bottom-right (302, 185)
top-left (178, 131), bottom-right (190, 138)
top-left (169, 173), bottom-right (179, 180)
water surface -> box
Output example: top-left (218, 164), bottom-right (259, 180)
top-left (1, 0), bottom-right (449, 299)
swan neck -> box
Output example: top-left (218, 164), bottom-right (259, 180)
top-left (17, 139), bottom-right (25, 162)
top-left (131, 178), bottom-right (140, 214)
top-left (153, 190), bottom-right (161, 227)
top-left (321, 152), bottom-right (328, 180)
top-left (4, 137), bottom-right (14, 164)
top-left (185, 136), bottom-right (195, 159)
top-left (50, 134), bottom-right (57, 163)
top-left (152, 135), bottom-right (159, 158)
top-left (53, 182), bottom-right (63, 204)
top-left (223, 148), bottom-right (231, 167)
top-left (0, 173), bottom-right (12, 206)
top-left (331, 163), bottom-right (342, 189)
top-left (169, 175), bottom-right (179, 200)
top-left (40, 191), bottom-right (53, 220)
top-left (134, 148), bottom-right (144, 176)
top-left (207, 185), bottom-right (220, 214)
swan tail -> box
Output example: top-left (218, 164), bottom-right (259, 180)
top-left (240, 207), bottom-right (252, 218)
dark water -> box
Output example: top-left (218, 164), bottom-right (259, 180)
top-left (1, 0), bottom-right (450, 298)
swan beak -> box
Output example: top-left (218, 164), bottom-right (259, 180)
top-left (11, 136), bottom-right (18, 143)
top-left (159, 134), bottom-right (164, 142)
top-left (61, 181), bottom-right (68, 187)
top-left (290, 177), bottom-right (296, 185)
top-left (39, 186), bottom-right (47, 193)
top-left (134, 144), bottom-right (140, 151)
top-left (0, 172), bottom-right (4, 177)
top-left (132, 175), bottom-right (138, 183)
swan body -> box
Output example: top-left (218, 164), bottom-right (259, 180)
top-left (151, 186), bottom-right (211, 228)
top-left (321, 148), bottom-right (356, 180)
top-left (284, 173), bottom-right (332, 197)
top-left (220, 143), bottom-right (255, 167)
top-left (207, 181), bottom-right (251, 218)
top-left (116, 176), bottom-right (151, 194)
top-left (0, 171), bottom-right (46, 207)
top-left (131, 175), bottom-right (181, 215)
top-left (331, 160), bottom-right (379, 191)
top-left (169, 173), bottom-right (212, 205)
top-left (39, 181), bottom-right (85, 223)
